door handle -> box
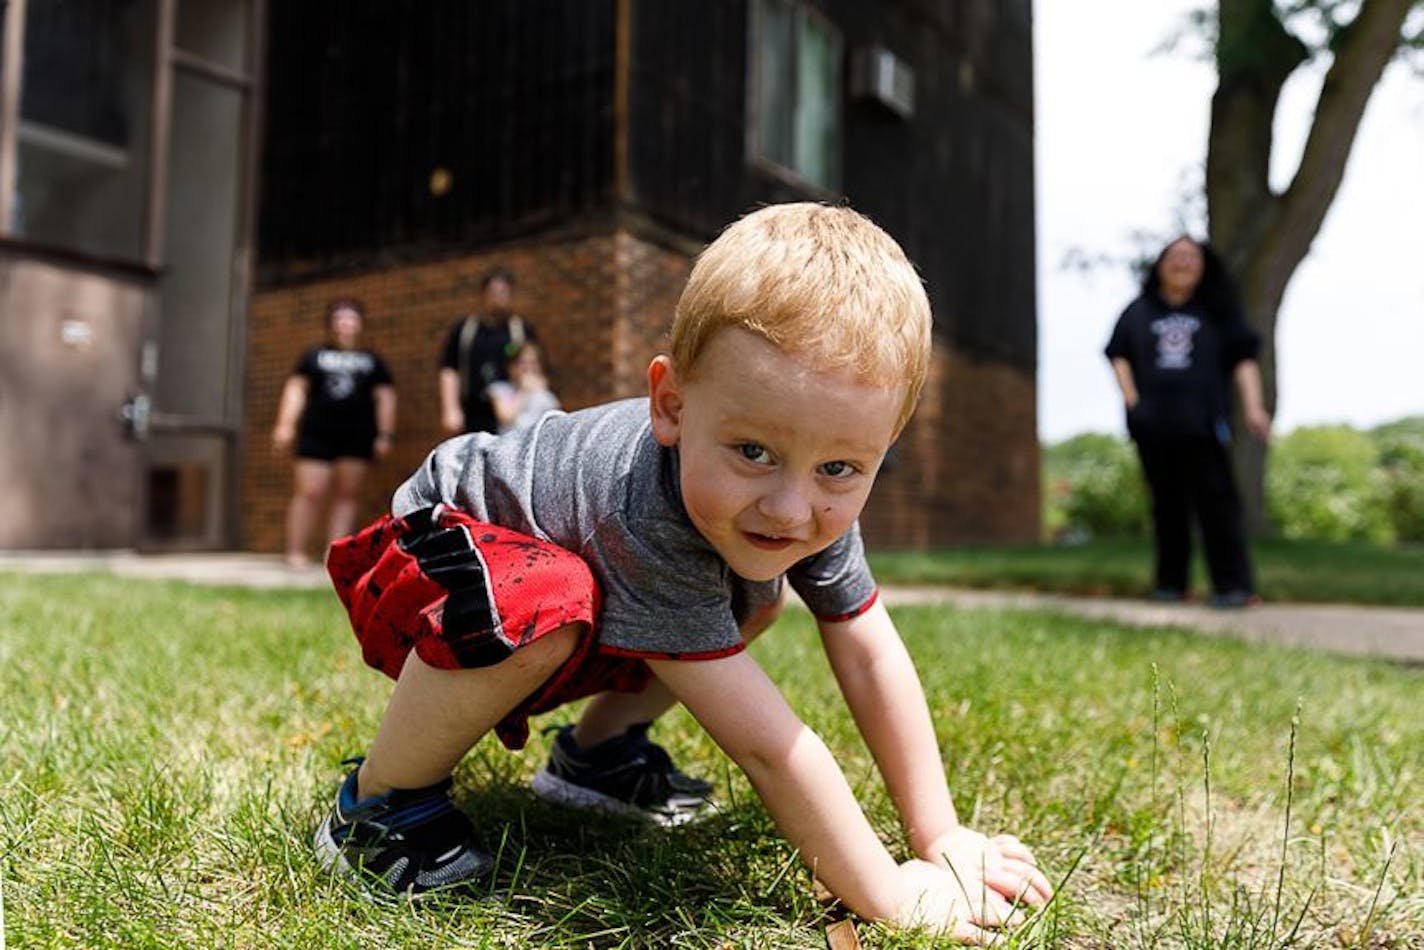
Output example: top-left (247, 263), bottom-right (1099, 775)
top-left (118, 393), bottom-right (152, 441)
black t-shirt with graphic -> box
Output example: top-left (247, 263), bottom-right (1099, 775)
top-left (295, 346), bottom-right (393, 440)
top-left (1105, 294), bottom-right (1260, 441)
top-left (439, 315), bottom-right (538, 434)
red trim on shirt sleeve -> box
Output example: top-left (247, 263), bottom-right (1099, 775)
top-left (599, 641), bottom-right (748, 662)
top-left (815, 587), bottom-right (879, 623)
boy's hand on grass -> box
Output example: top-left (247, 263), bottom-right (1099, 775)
top-left (894, 858), bottom-right (1022, 944)
top-left (922, 826), bottom-right (1054, 909)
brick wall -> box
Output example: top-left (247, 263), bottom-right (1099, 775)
top-left (241, 230), bottom-right (1038, 553)
top-left (860, 346), bottom-right (1040, 547)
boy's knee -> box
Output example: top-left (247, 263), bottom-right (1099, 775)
top-left (510, 621), bottom-right (582, 672)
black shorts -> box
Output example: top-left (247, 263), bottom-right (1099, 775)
top-left (296, 429), bottom-right (374, 461)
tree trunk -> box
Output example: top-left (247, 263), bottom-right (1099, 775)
top-left (1205, 0), bottom-right (1416, 534)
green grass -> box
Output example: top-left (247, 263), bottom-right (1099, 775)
top-left (870, 538), bottom-right (1424, 606)
top-left (2, 572), bottom-right (1421, 947)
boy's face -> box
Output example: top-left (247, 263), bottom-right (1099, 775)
top-left (648, 328), bottom-right (903, 582)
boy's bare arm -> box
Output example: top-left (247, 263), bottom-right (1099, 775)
top-left (649, 650), bottom-right (1031, 937)
top-left (819, 602), bottom-right (1053, 907)
top-left (648, 651), bottom-right (903, 920)
top-left (818, 600), bottom-right (957, 854)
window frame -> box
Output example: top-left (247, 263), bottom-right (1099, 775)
top-left (746, 0), bottom-right (844, 195)
top-left (0, 0), bottom-right (261, 274)
top-left (0, 0), bottom-right (28, 236)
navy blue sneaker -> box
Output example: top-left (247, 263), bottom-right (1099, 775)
top-left (1210, 590), bottom-right (1262, 609)
top-left (531, 723), bottom-right (713, 826)
top-left (314, 758), bottom-right (492, 898)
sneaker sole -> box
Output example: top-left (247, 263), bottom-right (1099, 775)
top-left (531, 770), bottom-right (710, 827)
top-left (313, 814), bottom-right (348, 876)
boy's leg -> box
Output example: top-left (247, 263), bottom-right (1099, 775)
top-left (317, 622), bottom-right (581, 896)
top-left (533, 591), bottom-right (787, 823)
top-left (573, 591), bottom-right (786, 747)
top-left (361, 623), bottom-right (583, 797)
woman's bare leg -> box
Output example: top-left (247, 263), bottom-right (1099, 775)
top-left (286, 460), bottom-right (332, 567)
top-left (327, 458), bottom-right (369, 544)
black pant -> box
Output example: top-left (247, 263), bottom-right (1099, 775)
top-left (1134, 436), bottom-right (1255, 596)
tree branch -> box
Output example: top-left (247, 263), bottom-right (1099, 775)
top-left (1262, 0), bottom-right (1418, 311)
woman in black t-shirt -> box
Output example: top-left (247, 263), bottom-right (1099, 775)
top-left (1105, 237), bottom-right (1271, 607)
top-left (272, 298), bottom-right (396, 569)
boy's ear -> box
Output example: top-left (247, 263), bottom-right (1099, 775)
top-left (647, 355), bottom-right (683, 447)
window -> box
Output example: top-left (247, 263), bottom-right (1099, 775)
top-left (750, 0), bottom-right (842, 191)
top-left (6, 0), bottom-right (157, 260)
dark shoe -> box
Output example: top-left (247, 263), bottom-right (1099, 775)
top-left (1149, 588), bottom-right (1187, 603)
top-left (314, 758), bottom-right (492, 898)
top-left (1209, 590), bottom-right (1262, 609)
top-left (531, 723), bottom-right (713, 826)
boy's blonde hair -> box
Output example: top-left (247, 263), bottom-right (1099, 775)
top-left (671, 203), bottom-right (932, 433)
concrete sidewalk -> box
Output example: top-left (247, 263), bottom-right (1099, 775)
top-left (0, 551), bottom-right (329, 590)
top-left (4, 551), bottom-right (1423, 665)
top-left (881, 586), bottom-right (1424, 665)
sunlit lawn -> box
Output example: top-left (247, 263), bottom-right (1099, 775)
top-left (870, 537), bottom-right (1424, 607)
top-left (1, 572), bottom-right (1420, 948)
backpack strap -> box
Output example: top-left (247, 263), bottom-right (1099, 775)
top-left (456, 315), bottom-right (480, 401)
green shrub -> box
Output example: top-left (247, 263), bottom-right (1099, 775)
top-left (1266, 426), bottom-right (1393, 543)
top-left (1041, 420), bottom-right (1424, 546)
top-left (1371, 418), bottom-right (1424, 542)
top-left (1042, 433), bottom-right (1148, 541)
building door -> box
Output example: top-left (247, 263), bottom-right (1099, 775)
top-left (141, 0), bottom-right (261, 549)
top-left (0, 0), bottom-right (159, 548)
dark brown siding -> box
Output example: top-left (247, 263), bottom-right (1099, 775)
top-left (259, 0), bottom-right (618, 284)
top-left (624, 0), bottom-right (1036, 372)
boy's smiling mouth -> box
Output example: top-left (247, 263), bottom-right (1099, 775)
top-left (743, 531), bottom-right (796, 550)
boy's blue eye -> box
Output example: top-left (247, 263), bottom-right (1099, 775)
top-left (738, 443), bottom-right (772, 464)
top-left (820, 460), bottom-right (854, 478)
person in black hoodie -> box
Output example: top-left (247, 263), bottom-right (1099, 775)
top-left (1105, 236), bottom-right (1272, 607)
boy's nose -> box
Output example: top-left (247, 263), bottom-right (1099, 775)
top-left (756, 482), bottom-right (812, 528)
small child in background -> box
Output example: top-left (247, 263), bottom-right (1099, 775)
top-left (314, 202), bottom-right (1052, 942)
top-left (486, 342), bottom-right (560, 433)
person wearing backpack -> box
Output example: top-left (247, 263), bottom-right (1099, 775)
top-left (438, 268), bottom-right (540, 435)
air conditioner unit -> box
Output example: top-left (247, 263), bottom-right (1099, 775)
top-left (851, 45), bottom-right (914, 120)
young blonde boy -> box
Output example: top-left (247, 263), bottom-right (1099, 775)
top-left (315, 203), bottom-right (1052, 941)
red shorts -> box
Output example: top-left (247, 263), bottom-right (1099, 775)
top-left (326, 506), bottom-right (652, 749)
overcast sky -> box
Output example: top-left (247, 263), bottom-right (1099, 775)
top-left (1034, 0), bottom-right (1424, 442)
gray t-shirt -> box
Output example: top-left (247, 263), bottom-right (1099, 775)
top-left (392, 398), bottom-right (878, 658)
